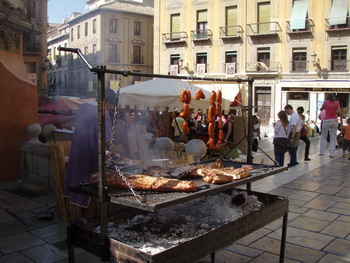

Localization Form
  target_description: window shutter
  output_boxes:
[258,2,270,34]
[197,10,208,22]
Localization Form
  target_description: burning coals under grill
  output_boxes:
[107,191,264,254]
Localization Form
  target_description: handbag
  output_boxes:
[174,118,188,143]
[273,123,289,154]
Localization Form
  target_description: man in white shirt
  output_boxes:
[284,104,301,167]
[171,112,186,142]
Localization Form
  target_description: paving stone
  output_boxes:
[22,243,67,263]
[268,227,334,250]
[0,221,27,238]
[321,220,350,238]
[268,187,298,197]
[263,218,283,231]
[319,178,344,186]
[283,181,324,192]
[30,223,68,244]
[327,206,350,216]
[318,253,350,263]
[0,208,16,224]
[315,185,344,195]
[14,211,36,219]
[209,249,252,263]
[288,190,320,202]
[288,215,331,232]
[0,232,45,254]
[288,205,310,214]
[304,197,336,210]
[340,181,350,188]
[337,215,350,223]
[288,198,308,207]
[0,252,34,263]
[337,187,350,197]
[323,238,350,257]
[252,251,301,263]
[226,243,263,258]
[317,194,349,203]
[236,228,272,246]
[303,209,339,222]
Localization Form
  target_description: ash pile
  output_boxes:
[108,191,264,254]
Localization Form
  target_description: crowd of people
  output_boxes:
[273,94,350,167]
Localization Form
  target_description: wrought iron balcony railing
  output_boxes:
[219,25,244,39]
[190,29,213,41]
[162,31,188,43]
[329,60,349,72]
[290,61,309,72]
[246,62,282,73]
[325,16,350,31]
[247,21,282,36]
[286,19,315,34]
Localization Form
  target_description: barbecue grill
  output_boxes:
[58,47,288,263]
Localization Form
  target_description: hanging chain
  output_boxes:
[106,85,144,205]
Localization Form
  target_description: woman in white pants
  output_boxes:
[319,94,341,158]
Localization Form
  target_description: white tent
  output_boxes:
[118,78,239,113]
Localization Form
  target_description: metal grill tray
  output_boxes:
[69,190,288,263]
[107,162,287,212]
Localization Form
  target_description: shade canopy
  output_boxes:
[118,78,239,113]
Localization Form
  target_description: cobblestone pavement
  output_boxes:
[0,136,349,263]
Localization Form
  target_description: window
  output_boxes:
[85,22,88,37]
[77,25,81,39]
[133,46,142,64]
[197,10,208,38]
[225,51,237,74]
[170,54,180,74]
[132,70,141,84]
[109,44,118,62]
[84,46,88,55]
[292,48,307,72]
[93,19,97,34]
[71,28,74,41]
[109,18,117,33]
[258,2,270,34]
[170,14,180,40]
[134,21,141,36]
[196,53,207,74]
[92,44,97,55]
[331,46,347,71]
[257,48,270,70]
[226,6,237,36]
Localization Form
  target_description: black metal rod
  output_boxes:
[97,66,108,242]
[247,80,254,164]
[279,211,288,263]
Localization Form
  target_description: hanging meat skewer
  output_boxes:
[207,91,216,150]
[215,90,223,150]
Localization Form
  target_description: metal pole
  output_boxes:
[97,66,108,248]
[279,211,288,263]
[247,79,254,164]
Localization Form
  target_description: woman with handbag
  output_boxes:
[273,110,290,166]
[297,107,311,161]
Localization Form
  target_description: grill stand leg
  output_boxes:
[211,252,215,263]
[279,211,288,263]
[67,227,75,263]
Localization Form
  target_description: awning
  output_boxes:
[328,0,348,25]
[38,113,75,128]
[290,0,308,30]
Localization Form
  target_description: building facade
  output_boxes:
[47,0,154,98]
[0,0,48,94]
[154,0,350,124]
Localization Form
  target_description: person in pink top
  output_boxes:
[319,94,341,158]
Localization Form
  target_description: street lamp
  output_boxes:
[178,58,193,74]
[310,51,321,68]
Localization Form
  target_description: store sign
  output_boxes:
[288,92,309,100]
[282,87,350,92]
[170,65,178,75]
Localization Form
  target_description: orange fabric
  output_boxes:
[344,125,350,140]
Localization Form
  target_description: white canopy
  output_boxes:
[118,78,240,113]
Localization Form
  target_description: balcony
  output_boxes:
[329,60,349,72]
[286,19,315,34]
[325,16,350,32]
[190,29,213,42]
[162,31,188,45]
[131,55,144,65]
[219,25,244,39]
[290,61,309,73]
[247,22,282,37]
[246,62,282,73]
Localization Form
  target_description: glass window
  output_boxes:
[93,19,97,34]
[84,46,88,55]
[170,54,180,74]
[257,47,270,69]
[331,46,347,71]
[71,28,74,41]
[225,51,237,73]
[109,18,117,33]
[196,53,207,73]
[109,44,118,62]
[77,25,80,39]
[197,10,208,38]
[292,48,307,72]
[132,70,141,84]
[85,22,88,37]
[133,46,142,64]
[134,21,141,36]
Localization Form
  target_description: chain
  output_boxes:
[106,86,144,205]
[113,165,144,204]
